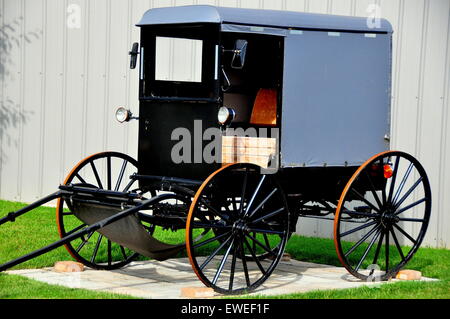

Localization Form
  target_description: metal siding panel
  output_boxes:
[0,0,4,198]
[106,0,131,153]
[414,0,449,247]
[84,0,108,157]
[126,0,150,159]
[0,0,23,201]
[20,0,44,201]
[281,31,391,167]
[218,0,238,8]
[40,0,65,196]
[391,0,425,155]
[308,0,328,14]
[62,0,87,178]
[330,0,353,15]
[439,2,450,248]
[284,0,308,12]
[262,0,283,10]
[239,0,260,9]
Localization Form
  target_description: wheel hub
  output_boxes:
[232,220,248,233]
[380,207,400,228]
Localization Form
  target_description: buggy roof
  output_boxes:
[137,5,392,33]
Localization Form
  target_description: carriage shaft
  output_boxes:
[0,193,173,272]
[0,191,69,226]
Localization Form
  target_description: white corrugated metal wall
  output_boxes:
[0,0,449,248]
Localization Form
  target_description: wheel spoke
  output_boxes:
[350,188,380,213]
[393,224,417,245]
[355,228,382,271]
[229,241,238,291]
[243,237,267,275]
[90,161,103,189]
[66,223,87,236]
[250,207,285,225]
[246,227,285,236]
[397,217,425,223]
[390,227,405,261]
[212,237,235,285]
[247,188,278,220]
[372,230,385,266]
[200,235,233,270]
[245,232,277,257]
[340,220,378,238]
[239,237,251,287]
[387,156,400,203]
[106,156,112,190]
[199,198,230,221]
[75,173,87,184]
[394,197,427,216]
[394,177,423,210]
[120,246,128,259]
[392,162,413,204]
[239,168,248,216]
[344,225,380,258]
[244,175,266,218]
[75,230,95,253]
[364,170,383,210]
[193,231,232,249]
[114,160,128,191]
[91,234,103,263]
[385,230,390,272]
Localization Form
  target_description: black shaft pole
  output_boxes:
[0,191,67,226]
[0,193,172,272]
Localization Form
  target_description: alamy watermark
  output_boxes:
[366,4,382,29]
[171,120,279,173]
[67,4,81,29]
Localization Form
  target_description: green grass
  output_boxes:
[1,199,449,299]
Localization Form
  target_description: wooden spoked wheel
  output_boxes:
[56,152,142,270]
[186,163,290,294]
[334,151,431,281]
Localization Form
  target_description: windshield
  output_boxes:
[140,25,219,100]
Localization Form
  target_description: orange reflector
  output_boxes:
[384,164,393,179]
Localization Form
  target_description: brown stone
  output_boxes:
[395,269,422,281]
[180,287,215,298]
[54,261,85,273]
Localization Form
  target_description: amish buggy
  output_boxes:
[0,6,431,295]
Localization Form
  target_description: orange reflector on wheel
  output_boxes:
[384,164,393,178]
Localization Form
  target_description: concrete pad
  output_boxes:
[6,258,436,299]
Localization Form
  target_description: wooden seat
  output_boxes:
[249,88,277,126]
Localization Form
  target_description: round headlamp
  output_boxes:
[218,107,236,126]
[115,107,132,123]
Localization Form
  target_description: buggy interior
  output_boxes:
[221,33,283,132]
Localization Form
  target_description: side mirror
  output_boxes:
[129,42,139,69]
[231,39,248,69]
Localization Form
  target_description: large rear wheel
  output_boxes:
[186,163,290,294]
[334,151,431,281]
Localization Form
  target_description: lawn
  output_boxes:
[0,199,449,299]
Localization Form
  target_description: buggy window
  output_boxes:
[140,25,219,100]
[155,37,203,83]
